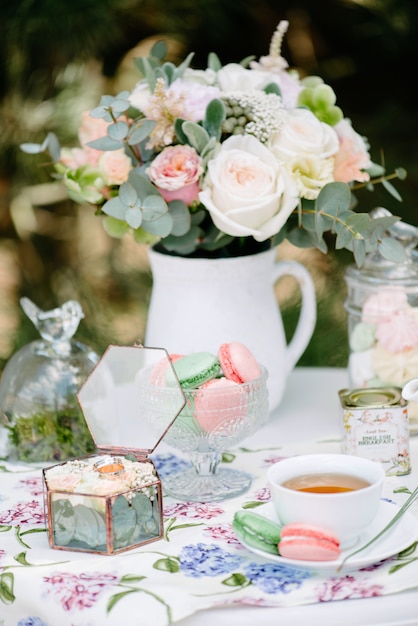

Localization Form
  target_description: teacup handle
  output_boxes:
[273,260,317,374]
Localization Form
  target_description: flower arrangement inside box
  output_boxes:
[42,345,186,555]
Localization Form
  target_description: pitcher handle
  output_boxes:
[273,260,317,374]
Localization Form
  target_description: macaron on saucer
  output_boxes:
[233,502,418,573]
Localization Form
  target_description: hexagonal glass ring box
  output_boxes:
[42,345,186,555]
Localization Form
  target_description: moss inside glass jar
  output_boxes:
[4,404,96,463]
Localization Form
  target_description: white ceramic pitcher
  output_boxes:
[145,246,316,411]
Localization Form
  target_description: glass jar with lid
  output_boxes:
[0,298,99,462]
[344,208,418,432]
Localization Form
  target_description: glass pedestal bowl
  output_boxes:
[137,366,269,502]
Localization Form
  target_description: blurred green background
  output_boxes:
[0,0,417,372]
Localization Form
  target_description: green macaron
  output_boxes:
[232,509,282,555]
[170,352,221,389]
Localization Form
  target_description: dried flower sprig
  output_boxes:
[338,486,418,571]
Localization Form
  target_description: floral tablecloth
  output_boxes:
[1,438,418,626]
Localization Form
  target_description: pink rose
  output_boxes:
[147,145,203,205]
[77,112,110,167]
[98,149,132,185]
[45,473,82,492]
[333,118,372,183]
[78,111,109,148]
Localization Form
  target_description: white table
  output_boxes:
[177,367,418,626]
[1,367,418,626]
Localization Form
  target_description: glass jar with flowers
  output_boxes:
[21,21,406,410]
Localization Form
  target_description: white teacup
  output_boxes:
[267,453,385,548]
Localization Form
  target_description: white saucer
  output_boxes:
[238,500,418,573]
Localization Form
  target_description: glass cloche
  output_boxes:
[0,298,100,463]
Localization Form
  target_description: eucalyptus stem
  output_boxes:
[338,486,418,572]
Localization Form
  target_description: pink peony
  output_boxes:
[333,118,372,183]
[147,144,203,204]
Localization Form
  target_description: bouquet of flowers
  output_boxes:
[22,21,406,265]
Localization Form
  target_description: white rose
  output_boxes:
[183,67,218,86]
[216,63,278,92]
[129,81,152,111]
[270,108,339,161]
[199,135,299,241]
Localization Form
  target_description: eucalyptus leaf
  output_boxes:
[46,132,61,162]
[367,162,385,177]
[112,496,136,547]
[87,136,123,151]
[353,238,367,267]
[125,206,143,229]
[335,225,355,249]
[382,179,403,202]
[111,96,131,115]
[346,212,370,235]
[131,492,153,522]
[90,104,110,119]
[20,142,45,155]
[73,504,106,548]
[108,121,129,141]
[168,200,192,236]
[316,182,351,216]
[378,236,407,262]
[161,225,202,254]
[51,499,76,546]
[142,194,168,218]
[128,169,159,198]
[142,211,173,237]
[119,182,139,207]
[102,196,130,220]
[395,167,407,180]
[128,119,156,145]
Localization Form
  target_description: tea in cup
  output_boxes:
[267,453,385,547]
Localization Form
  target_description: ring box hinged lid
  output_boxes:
[42,345,186,555]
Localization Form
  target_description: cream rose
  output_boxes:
[147,144,203,205]
[270,108,339,161]
[98,149,133,186]
[287,154,335,200]
[199,135,299,241]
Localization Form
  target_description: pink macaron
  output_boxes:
[278,523,341,561]
[150,353,184,386]
[218,342,262,383]
[193,377,245,432]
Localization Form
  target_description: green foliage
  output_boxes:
[298,77,343,126]
[5,406,96,463]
